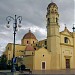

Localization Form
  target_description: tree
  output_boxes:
[1,54,7,64]
[0,54,7,70]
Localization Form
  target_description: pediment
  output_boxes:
[35,47,49,54]
[60,27,72,36]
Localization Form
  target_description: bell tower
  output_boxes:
[46,2,60,69]
[46,2,60,52]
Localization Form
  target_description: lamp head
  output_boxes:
[18,24,22,28]
[6,24,10,28]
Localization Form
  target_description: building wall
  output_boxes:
[15,44,26,57]
[4,43,26,61]
[72,32,75,68]
[60,30,74,69]
[4,29,75,70]
[25,51,35,56]
[60,31,73,45]
[33,47,51,70]
[32,39,47,51]
[38,39,47,47]
[23,56,33,70]
[21,39,38,45]
[4,43,13,60]
[60,45,73,69]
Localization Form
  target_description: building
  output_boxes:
[3,2,75,70]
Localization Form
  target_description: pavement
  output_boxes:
[0,69,75,75]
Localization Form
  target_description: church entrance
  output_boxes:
[66,59,70,69]
[41,62,46,70]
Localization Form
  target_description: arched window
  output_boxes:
[48,10,50,14]
[56,18,58,23]
[27,41,29,44]
[36,44,38,46]
[64,37,68,43]
[8,47,9,50]
[47,18,50,24]
[33,41,34,44]
[34,48,36,50]
[45,41,47,45]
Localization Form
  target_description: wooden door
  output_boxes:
[42,62,45,70]
[66,59,70,69]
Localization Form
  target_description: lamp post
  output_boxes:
[6,15,22,72]
[73,24,75,32]
[9,54,10,65]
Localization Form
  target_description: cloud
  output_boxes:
[16,24,47,44]
[0,0,74,56]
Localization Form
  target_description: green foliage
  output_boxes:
[0,54,7,64]
[8,60,12,65]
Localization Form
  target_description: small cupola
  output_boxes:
[24,44,35,56]
[25,44,34,51]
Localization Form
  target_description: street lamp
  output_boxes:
[6,15,22,72]
[72,24,75,32]
[9,54,10,65]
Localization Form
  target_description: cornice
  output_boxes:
[60,32,73,37]
[60,43,73,47]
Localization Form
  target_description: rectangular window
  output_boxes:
[8,47,9,50]
[27,41,29,44]
[33,41,34,44]
[64,37,68,43]
[45,41,47,45]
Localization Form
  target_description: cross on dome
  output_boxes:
[51,0,53,3]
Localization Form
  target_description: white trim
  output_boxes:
[41,61,46,70]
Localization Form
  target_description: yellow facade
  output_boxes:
[21,38,38,45]
[34,47,51,70]
[4,43,26,61]
[3,2,75,70]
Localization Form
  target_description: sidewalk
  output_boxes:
[0,70,31,75]
[32,69,75,74]
[0,70,29,75]
[0,69,75,75]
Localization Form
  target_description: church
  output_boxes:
[3,2,75,70]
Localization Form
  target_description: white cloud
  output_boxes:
[0,0,74,56]
[30,26,46,35]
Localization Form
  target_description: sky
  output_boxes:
[0,0,74,56]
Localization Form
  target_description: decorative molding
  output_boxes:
[60,43,73,47]
[41,61,46,70]
[60,33,73,37]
